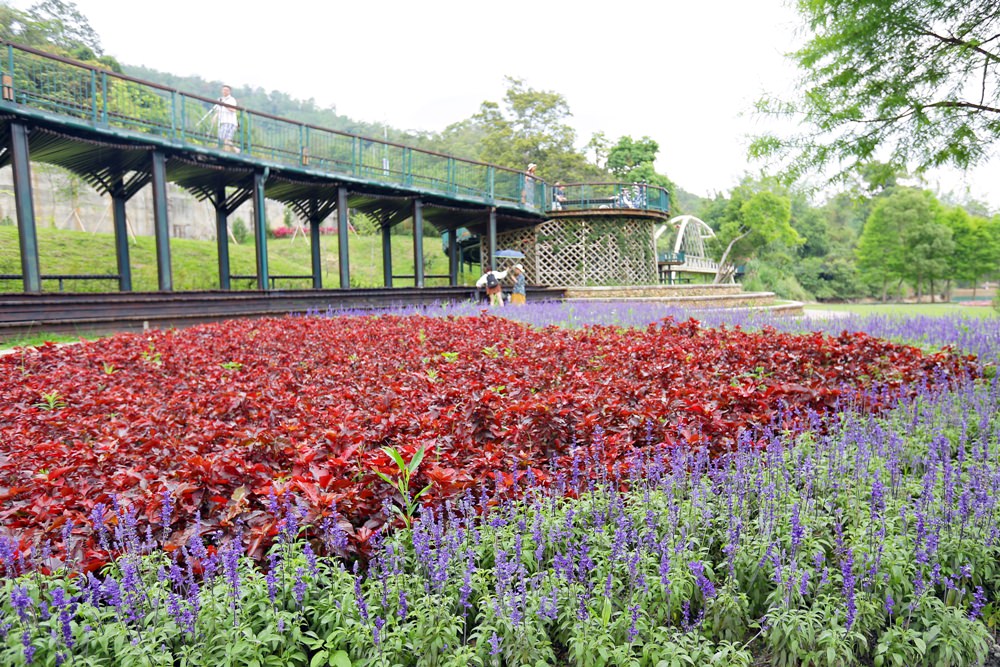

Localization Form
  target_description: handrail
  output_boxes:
[0,40,669,217]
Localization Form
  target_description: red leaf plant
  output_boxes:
[0,314,975,571]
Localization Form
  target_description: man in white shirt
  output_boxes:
[214,85,239,152]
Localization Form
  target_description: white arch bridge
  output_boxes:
[654,215,729,283]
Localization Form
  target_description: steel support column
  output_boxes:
[150,151,172,291]
[382,223,393,287]
[448,228,459,286]
[309,215,323,289]
[111,178,132,291]
[214,186,231,290]
[10,122,40,293]
[337,186,350,288]
[487,207,497,270]
[252,170,269,291]
[412,199,424,287]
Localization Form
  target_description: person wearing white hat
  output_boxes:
[510,264,526,305]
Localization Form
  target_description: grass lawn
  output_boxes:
[805,301,998,318]
[0,226,465,292]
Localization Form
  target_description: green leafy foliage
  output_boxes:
[751,0,1000,182]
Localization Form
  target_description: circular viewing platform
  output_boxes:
[542,182,671,220]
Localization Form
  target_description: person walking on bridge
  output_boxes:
[213,85,239,152]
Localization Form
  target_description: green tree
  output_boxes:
[462,76,602,182]
[751,0,1000,182]
[942,207,1000,297]
[24,0,102,57]
[901,209,953,301]
[713,190,799,284]
[607,136,659,176]
[856,188,948,300]
[604,135,676,204]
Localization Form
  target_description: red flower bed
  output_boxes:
[0,314,973,570]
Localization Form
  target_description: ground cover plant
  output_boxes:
[0,372,997,666]
[0,313,975,572]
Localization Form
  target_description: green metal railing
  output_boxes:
[0,42,668,216]
[548,183,670,213]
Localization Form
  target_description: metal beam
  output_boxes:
[111,178,132,291]
[487,207,497,271]
[337,186,350,288]
[150,150,172,291]
[448,228,459,286]
[215,185,231,290]
[309,213,323,289]
[253,169,269,291]
[9,122,40,293]
[382,222,393,287]
[412,199,424,287]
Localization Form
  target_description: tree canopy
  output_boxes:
[751,0,1000,182]
[710,187,799,284]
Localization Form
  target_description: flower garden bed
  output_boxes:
[0,314,974,571]
[0,307,996,666]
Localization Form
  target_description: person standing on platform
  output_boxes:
[522,163,537,205]
[213,85,239,152]
[476,267,509,307]
[510,264,526,305]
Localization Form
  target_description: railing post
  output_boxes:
[487,166,495,202]
[170,90,177,138]
[299,124,307,165]
[180,94,186,144]
[90,69,97,122]
[100,71,108,124]
[242,111,250,155]
[447,158,456,194]
[6,45,14,102]
[351,136,358,176]
[403,148,412,186]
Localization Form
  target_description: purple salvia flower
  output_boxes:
[969,586,986,619]
[353,562,368,622]
[293,567,307,605]
[842,548,856,630]
[160,489,173,537]
[303,541,318,577]
[21,630,34,664]
[398,589,408,620]
[90,503,109,552]
[266,553,279,605]
[627,604,640,643]
[689,560,716,600]
[10,585,32,622]
[789,503,804,555]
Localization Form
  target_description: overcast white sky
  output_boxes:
[22,0,1000,210]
